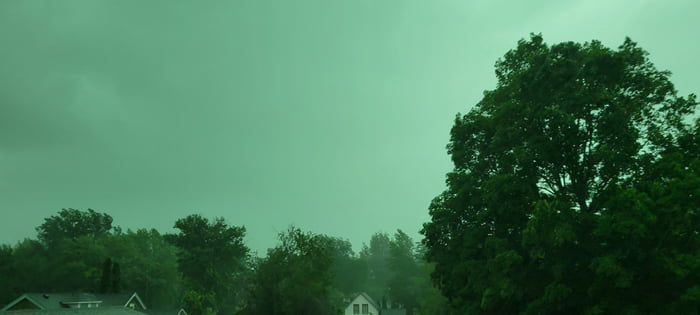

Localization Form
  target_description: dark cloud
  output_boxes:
[1,0,698,252]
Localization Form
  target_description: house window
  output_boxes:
[362,304,369,314]
[353,304,359,314]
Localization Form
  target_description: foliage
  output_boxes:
[327,236,368,296]
[359,232,392,305]
[1,209,449,314]
[99,258,113,294]
[387,230,419,313]
[36,208,113,248]
[183,289,217,315]
[413,261,452,315]
[0,244,18,304]
[243,227,337,315]
[0,210,183,310]
[166,215,249,314]
[422,34,698,314]
[98,258,122,294]
[50,235,107,291]
[105,229,183,308]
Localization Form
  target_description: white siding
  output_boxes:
[344,294,379,315]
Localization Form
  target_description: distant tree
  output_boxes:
[325,236,368,297]
[359,232,392,302]
[104,229,183,308]
[244,227,337,315]
[182,290,216,315]
[165,215,249,314]
[413,261,452,315]
[10,239,49,292]
[4,213,183,307]
[47,235,107,292]
[0,245,17,305]
[36,208,113,248]
[422,34,698,314]
[111,261,121,293]
[99,258,113,294]
[388,230,420,315]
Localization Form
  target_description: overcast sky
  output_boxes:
[1,0,698,254]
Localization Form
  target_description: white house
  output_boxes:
[344,292,380,315]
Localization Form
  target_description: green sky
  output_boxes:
[1,0,698,254]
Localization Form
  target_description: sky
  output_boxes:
[1,0,698,254]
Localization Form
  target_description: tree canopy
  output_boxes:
[36,208,113,247]
[422,34,698,314]
[3,209,449,314]
[244,227,337,315]
[165,215,249,314]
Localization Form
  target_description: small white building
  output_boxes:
[344,292,380,315]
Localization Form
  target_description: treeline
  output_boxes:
[0,209,450,315]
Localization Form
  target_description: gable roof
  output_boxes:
[1,293,146,312]
[1,307,146,314]
[94,293,146,310]
[2,294,71,311]
[142,308,188,315]
[347,292,380,311]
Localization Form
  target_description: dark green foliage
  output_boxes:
[0,245,17,305]
[105,228,183,308]
[99,258,113,293]
[0,210,184,310]
[36,208,113,248]
[6,239,49,293]
[166,215,249,314]
[50,236,107,291]
[3,209,450,314]
[360,232,392,302]
[243,227,337,315]
[388,230,419,314]
[320,235,368,296]
[183,290,217,315]
[97,258,121,293]
[357,231,452,315]
[422,34,698,314]
[413,260,452,315]
[111,262,121,293]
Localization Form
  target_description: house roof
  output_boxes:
[94,293,146,309]
[142,308,187,315]
[348,292,381,311]
[1,307,146,314]
[1,293,146,312]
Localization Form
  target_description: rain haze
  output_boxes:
[1,0,699,254]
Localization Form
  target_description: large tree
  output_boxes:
[165,215,248,315]
[359,232,392,305]
[0,245,18,304]
[422,34,698,314]
[244,227,340,315]
[103,229,183,308]
[386,230,419,313]
[36,208,113,248]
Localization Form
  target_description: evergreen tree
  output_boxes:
[99,258,112,294]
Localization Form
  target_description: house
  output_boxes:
[0,308,144,315]
[143,309,188,315]
[344,292,380,315]
[1,292,147,312]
